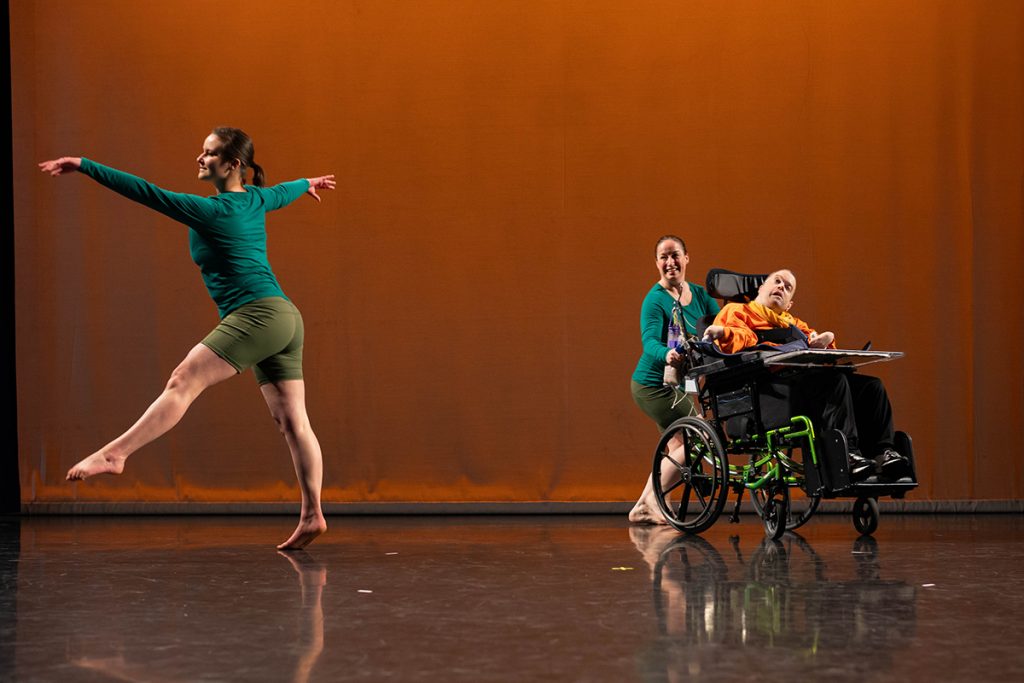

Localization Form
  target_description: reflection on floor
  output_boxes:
[1,514,1023,681]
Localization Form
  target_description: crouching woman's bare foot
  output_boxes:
[66,451,126,481]
[278,513,328,550]
[628,497,670,525]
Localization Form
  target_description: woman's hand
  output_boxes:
[665,348,682,365]
[38,157,82,176]
[808,331,834,348]
[305,174,336,202]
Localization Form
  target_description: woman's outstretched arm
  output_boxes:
[260,174,336,211]
[39,156,219,227]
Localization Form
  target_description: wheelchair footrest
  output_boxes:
[836,477,919,496]
[817,429,852,492]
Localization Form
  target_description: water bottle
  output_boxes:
[663,323,682,387]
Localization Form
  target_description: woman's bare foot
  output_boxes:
[66,452,126,480]
[278,515,328,550]
[628,498,670,525]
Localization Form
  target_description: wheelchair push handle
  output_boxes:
[663,335,704,388]
[662,343,684,387]
[662,323,688,387]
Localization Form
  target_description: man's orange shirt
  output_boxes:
[712,302,837,354]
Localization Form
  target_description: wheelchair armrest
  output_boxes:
[681,338,765,380]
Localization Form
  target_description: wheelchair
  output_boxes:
[651,269,918,538]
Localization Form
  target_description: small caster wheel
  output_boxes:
[852,496,879,535]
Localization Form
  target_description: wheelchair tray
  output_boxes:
[686,349,903,381]
[762,349,903,368]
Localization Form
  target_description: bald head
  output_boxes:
[754,269,797,314]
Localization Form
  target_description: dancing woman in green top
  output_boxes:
[39,127,336,549]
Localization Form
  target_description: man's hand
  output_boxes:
[38,157,82,176]
[808,331,834,348]
[703,325,725,341]
[305,174,336,202]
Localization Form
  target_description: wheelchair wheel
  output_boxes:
[748,452,819,532]
[652,417,729,534]
[760,478,789,540]
[852,497,879,535]
[785,492,820,531]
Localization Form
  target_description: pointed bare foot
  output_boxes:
[628,499,670,525]
[277,515,328,550]
[66,452,125,481]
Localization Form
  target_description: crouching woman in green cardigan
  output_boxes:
[628,235,719,524]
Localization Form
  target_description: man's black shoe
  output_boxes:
[878,449,908,474]
[848,452,875,478]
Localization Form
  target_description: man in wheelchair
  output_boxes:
[702,269,909,480]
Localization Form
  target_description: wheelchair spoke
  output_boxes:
[661,478,686,496]
[663,453,685,473]
[690,478,709,507]
[679,482,693,513]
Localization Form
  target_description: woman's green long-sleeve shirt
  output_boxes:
[79,158,309,318]
[631,283,720,386]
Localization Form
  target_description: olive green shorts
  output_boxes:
[630,380,697,432]
[202,297,304,385]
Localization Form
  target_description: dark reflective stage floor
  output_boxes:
[2,514,1023,682]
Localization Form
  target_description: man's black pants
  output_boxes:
[758,371,895,457]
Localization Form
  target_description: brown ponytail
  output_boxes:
[249,161,265,187]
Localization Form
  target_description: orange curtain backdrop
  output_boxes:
[12,0,1023,505]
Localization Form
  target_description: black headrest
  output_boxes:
[705,268,767,303]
